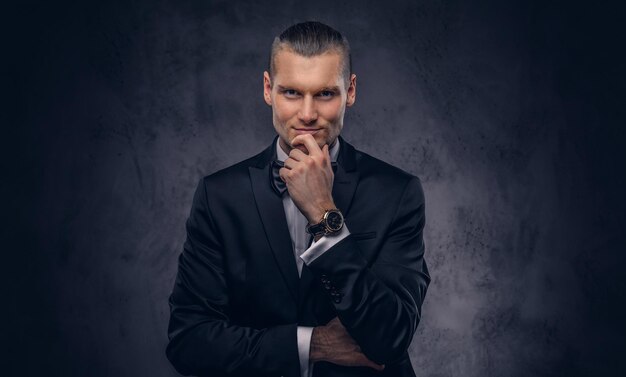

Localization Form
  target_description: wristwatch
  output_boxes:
[306,208,344,237]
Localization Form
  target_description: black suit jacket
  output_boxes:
[166,136,430,377]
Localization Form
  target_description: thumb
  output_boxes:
[361,356,385,371]
[368,361,385,372]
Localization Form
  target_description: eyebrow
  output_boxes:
[277,85,341,92]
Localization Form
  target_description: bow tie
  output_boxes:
[270,160,338,197]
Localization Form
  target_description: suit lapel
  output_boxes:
[249,137,300,303]
[331,136,360,216]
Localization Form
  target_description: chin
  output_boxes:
[293,144,308,153]
[286,132,327,151]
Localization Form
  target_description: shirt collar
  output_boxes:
[276,137,341,163]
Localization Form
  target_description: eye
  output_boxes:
[282,89,300,98]
[318,90,335,98]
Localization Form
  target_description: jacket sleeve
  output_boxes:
[303,176,430,365]
[166,178,300,376]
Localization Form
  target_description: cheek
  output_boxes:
[318,100,344,121]
[273,98,298,122]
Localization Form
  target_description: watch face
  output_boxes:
[326,210,344,232]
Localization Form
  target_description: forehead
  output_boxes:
[272,49,344,89]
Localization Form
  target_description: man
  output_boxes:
[166,21,430,377]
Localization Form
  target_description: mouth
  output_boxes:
[293,128,322,135]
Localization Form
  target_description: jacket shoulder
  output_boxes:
[354,147,422,187]
[196,146,269,194]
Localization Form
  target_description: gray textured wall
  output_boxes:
[6,0,625,376]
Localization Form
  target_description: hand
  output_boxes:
[279,134,336,223]
[310,317,385,371]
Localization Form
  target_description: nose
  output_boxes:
[298,95,317,124]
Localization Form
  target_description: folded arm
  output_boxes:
[301,176,430,365]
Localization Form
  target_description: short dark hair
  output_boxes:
[268,21,352,87]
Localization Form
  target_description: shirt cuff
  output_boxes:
[297,326,314,377]
[300,224,350,265]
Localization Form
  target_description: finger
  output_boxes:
[322,144,331,167]
[287,147,308,162]
[283,157,297,170]
[291,134,322,156]
[279,167,289,182]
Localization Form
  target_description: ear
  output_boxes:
[263,71,272,106]
[346,73,357,107]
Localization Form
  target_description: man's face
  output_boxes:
[263,49,356,154]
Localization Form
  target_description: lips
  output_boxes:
[294,128,322,135]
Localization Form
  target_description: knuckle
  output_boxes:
[313,157,325,167]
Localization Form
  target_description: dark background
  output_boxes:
[4,0,626,376]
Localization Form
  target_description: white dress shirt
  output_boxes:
[275,138,350,377]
